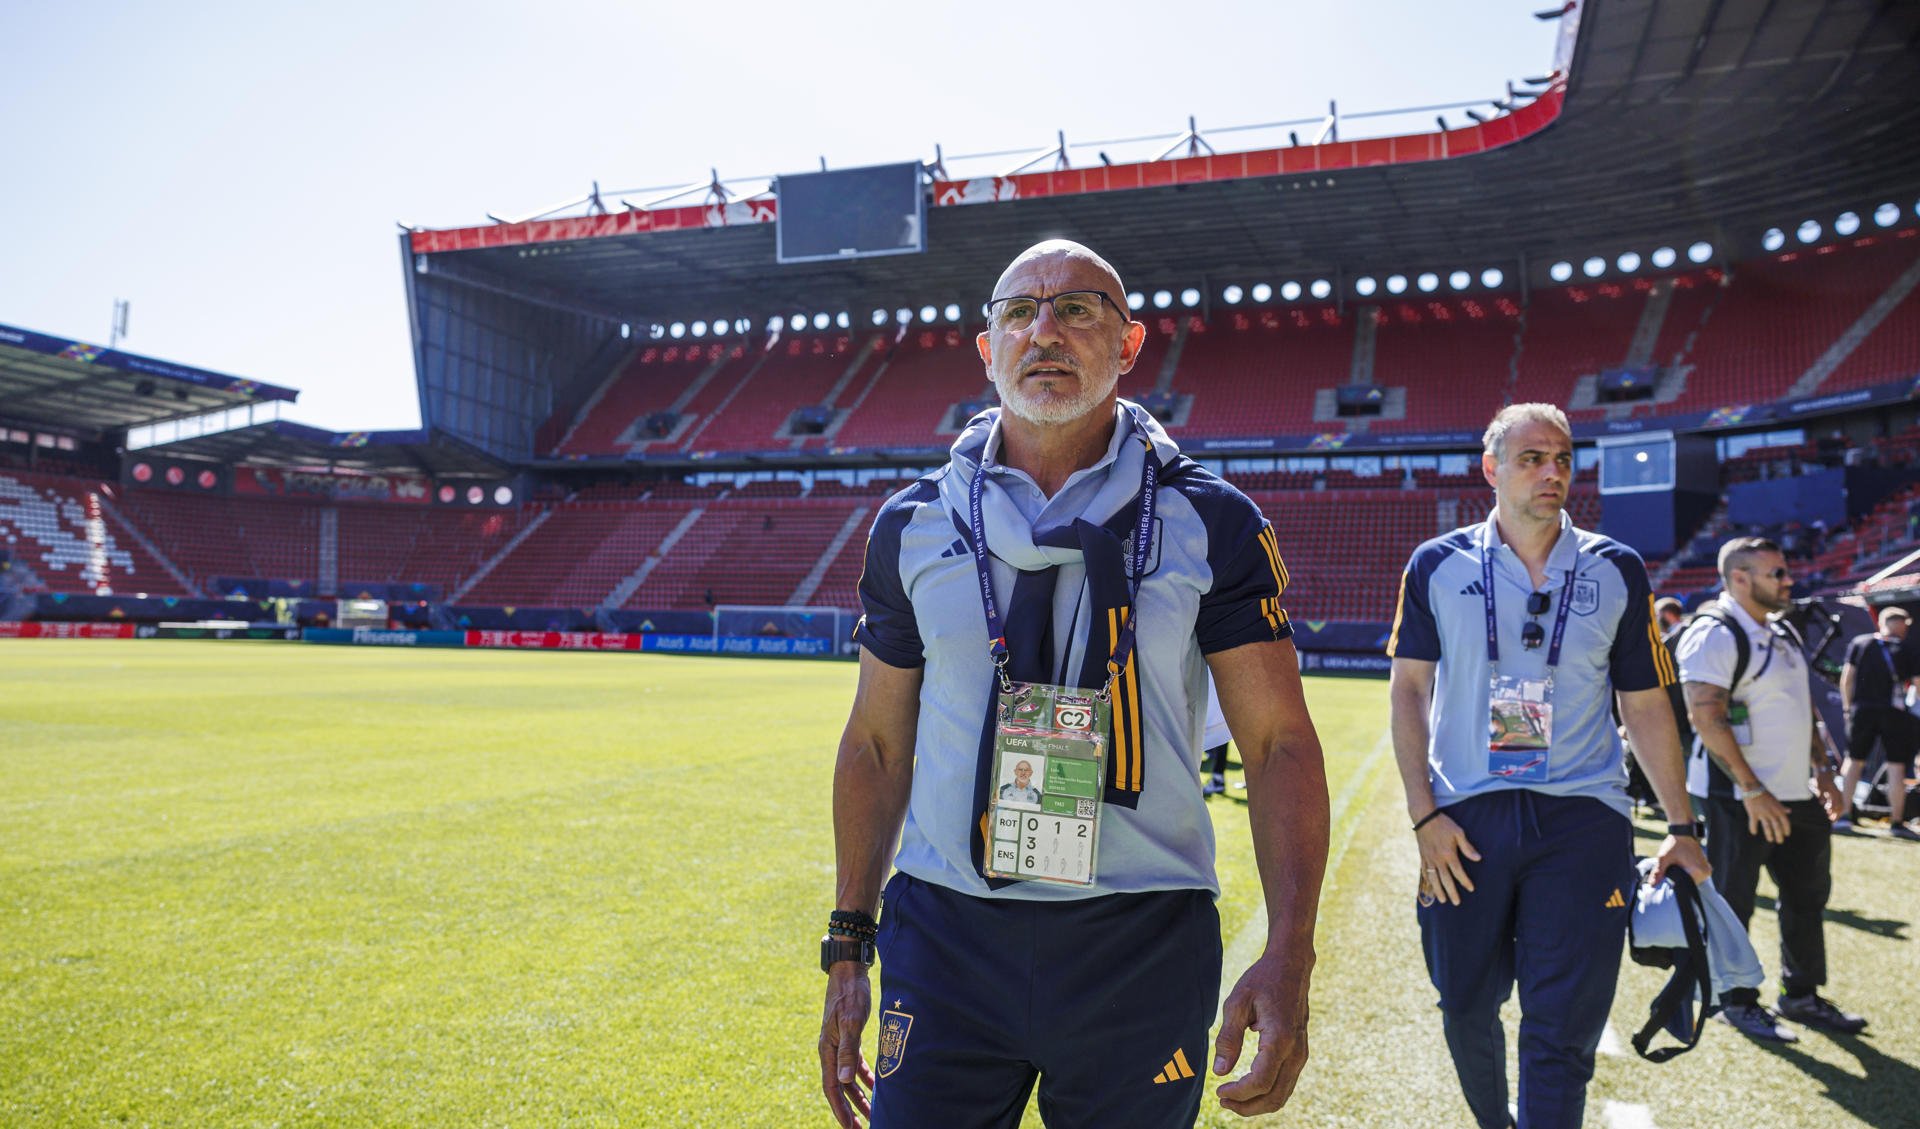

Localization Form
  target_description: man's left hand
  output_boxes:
[1651,833,1711,886]
[1212,949,1312,1117]
[1815,773,1846,820]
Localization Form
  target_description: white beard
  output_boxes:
[994,368,1119,425]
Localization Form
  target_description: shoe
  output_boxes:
[1202,777,1226,797]
[1718,1002,1798,1042]
[1891,824,1920,841]
[1831,816,1854,832]
[1777,993,1868,1034]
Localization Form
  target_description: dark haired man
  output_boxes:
[1678,537,1866,1040]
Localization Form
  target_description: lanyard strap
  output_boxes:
[1481,547,1576,669]
[968,419,1157,697]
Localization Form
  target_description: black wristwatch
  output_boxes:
[1666,822,1703,839]
[820,936,875,973]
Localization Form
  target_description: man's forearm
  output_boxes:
[1389,679,1437,820]
[831,737,914,916]
[1618,690,1694,821]
[1244,734,1329,958]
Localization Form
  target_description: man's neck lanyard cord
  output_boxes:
[1481,543,1575,672]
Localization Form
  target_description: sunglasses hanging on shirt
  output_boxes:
[1522,590,1553,650]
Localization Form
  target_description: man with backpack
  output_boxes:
[1676,537,1867,1042]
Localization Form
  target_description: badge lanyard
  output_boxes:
[1481,548,1575,675]
[967,416,1156,700]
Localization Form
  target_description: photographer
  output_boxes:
[1676,537,1867,1041]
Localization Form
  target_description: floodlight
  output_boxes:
[1416,273,1438,292]
[1481,268,1504,288]
[1253,283,1275,302]
[944,304,961,322]
[1310,279,1332,299]
[1386,274,1408,295]
[1550,261,1573,282]
[815,313,832,330]
[1448,270,1470,290]
[1762,228,1785,252]
[1582,256,1605,278]
[1355,277,1377,297]
[1875,203,1899,227]
[691,321,707,338]
[1796,220,1820,244]
[1650,247,1676,269]
[1180,288,1201,308]
[1223,285,1244,304]
[1278,281,1300,301]
[1152,290,1172,309]
[872,309,888,326]
[1687,241,1713,263]
[1127,291,1145,310]
[711,319,727,337]
[919,306,937,323]
[1835,211,1860,237]
[1616,252,1640,273]
[620,323,631,339]
[669,323,686,339]
[790,314,807,331]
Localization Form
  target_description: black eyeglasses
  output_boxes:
[1522,590,1552,649]
[1750,566,1791,581]
[986,291,1127,332]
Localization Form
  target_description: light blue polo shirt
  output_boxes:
[1386,510,1674,816]
[854,402,1290,900]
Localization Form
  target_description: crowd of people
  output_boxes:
[814,240,1910,1129]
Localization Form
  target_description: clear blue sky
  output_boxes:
[0,1,1560,432]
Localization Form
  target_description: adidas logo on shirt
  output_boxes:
[1459,580,1487,596]
[938,538,968,559]
[1153,1047,1197,1084]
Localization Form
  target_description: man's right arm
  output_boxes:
[1390,657,1480,904]
[1683,680,1789,843]
[820,651,922,1128]
[1838,661,1856,717]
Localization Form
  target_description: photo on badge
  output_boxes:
[997,755,1046,809]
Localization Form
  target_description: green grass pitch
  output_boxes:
[3,640,1915,1127]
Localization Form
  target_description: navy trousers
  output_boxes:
[1417,790,1635,1129]
[869,872,1222,1129]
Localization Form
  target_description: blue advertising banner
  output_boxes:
[303,627,467,648]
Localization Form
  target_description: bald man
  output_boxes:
[818,241,1328,1128]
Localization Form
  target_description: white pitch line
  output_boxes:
[1218,727,1394,1016]
[1602,1100,1660,1129]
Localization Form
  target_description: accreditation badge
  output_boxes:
[984,680,1107,887]
[1487,672,1553,782]
[1727,701,1753,747]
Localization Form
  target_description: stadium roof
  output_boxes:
[402,0,1920,324]
[133,421,510,478]
[0,321,298,437]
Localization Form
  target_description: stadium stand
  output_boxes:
[115,490,320,590]
[622,500,863,610]
[830,328,990,450]
[0,472,184,596]
[1369,296,1525,433]
[1173,309,1351,437]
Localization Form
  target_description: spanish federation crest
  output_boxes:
[1568,577,1600,616]
[876,1006,914,1078]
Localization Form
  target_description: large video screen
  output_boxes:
[775,162,926,264]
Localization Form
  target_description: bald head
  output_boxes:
[991,240,1127,305]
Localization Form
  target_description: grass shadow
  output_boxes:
[1754,1030,1920,1126]
[1752,894,1909,940]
